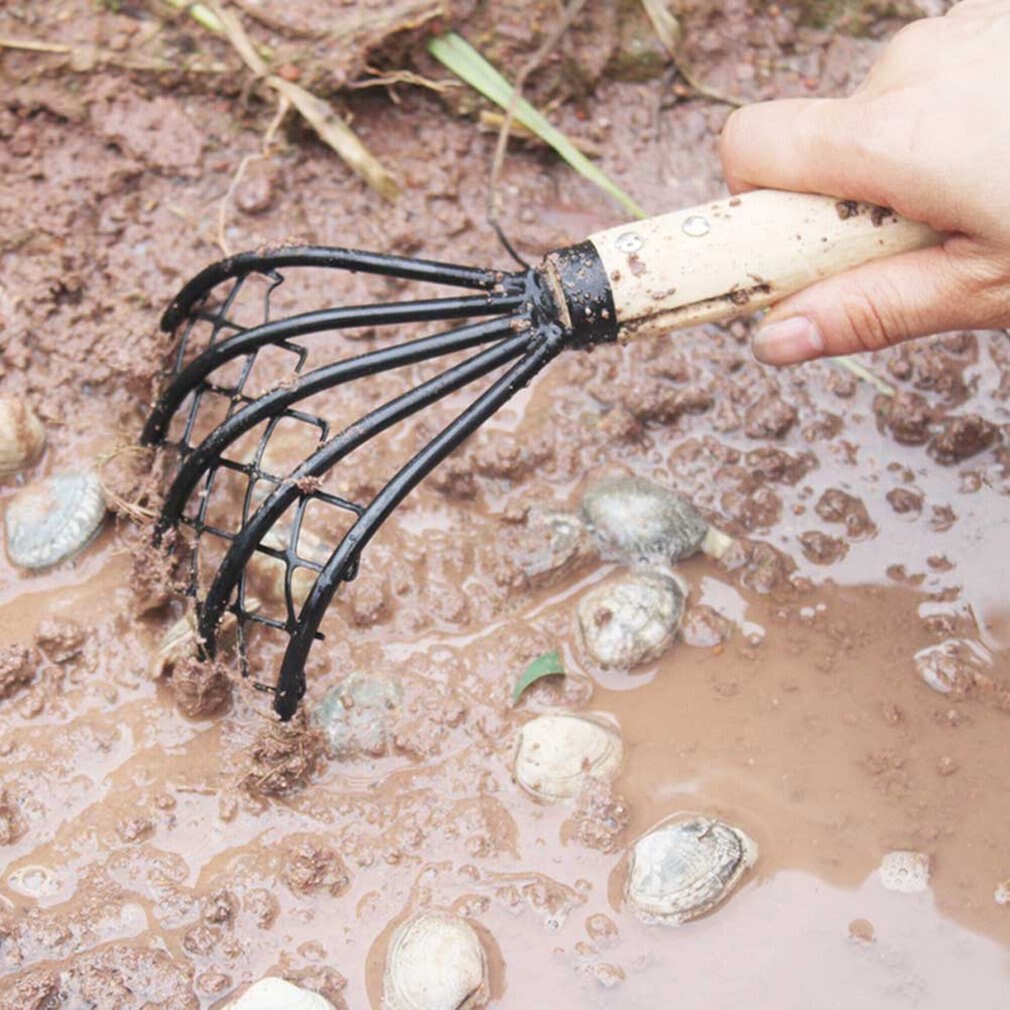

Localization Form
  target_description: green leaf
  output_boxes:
[512,649,566,705]
[427,32,647,220]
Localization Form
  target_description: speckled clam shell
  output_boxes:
[4,471,106,570]
[382,910,488,1010]
[224,977,336,1010]
[576,569,685,669]
[0,396,45,477]
[581,476,709,563]
[625,816,758,925]
[514,712,623,801]
[314,672,404,759]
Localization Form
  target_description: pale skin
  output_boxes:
[719,0,1010,365]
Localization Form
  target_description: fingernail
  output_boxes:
[752,316,823,364]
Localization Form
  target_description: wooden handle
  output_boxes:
[586,189,942,341]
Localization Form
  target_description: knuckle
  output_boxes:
[839,283,909,352]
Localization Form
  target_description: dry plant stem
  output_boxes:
[636,0,743,107]
[0,36,71,54]
[487,0,590,238]
[200,1,398,200]
[216,95,291,256]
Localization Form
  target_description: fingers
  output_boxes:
[719,97,898,209]
[750,240,1004,365]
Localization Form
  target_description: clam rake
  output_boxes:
[143,189,939,720]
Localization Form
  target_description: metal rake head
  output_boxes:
[142,243,602,720]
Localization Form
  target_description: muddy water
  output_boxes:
[3,0,1010,1008]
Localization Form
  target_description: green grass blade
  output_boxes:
[428,31,646,220]
[512,649,566,705]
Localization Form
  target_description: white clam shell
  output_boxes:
[577,569,685,669]
[0,397,45,477]
[878,850,930,893]
[625,816,758,925]
[581,476,710,563]
[513,713,623,801]
[382,910,488,1010]
[224,977,336,1010]
[4,471,106,570]
[251,523,329,609]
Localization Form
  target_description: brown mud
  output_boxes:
[2,1,1010,1008]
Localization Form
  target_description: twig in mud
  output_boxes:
[486,0,591,261]
[637,0,745,108]
[347,67,459,104]
[0,36,71,54]
[216,95,291,256]
[185,1,398,201]
[831,355,895,397]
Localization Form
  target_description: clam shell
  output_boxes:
[314,672,403,759]
[625,816,757,925]
[4,471,106,570]
[576,569,685,669]
[513,712,623,801]
[382,910,488,1010]
[224,977,336,1010]
[878,850,930,893]
[0,397,45,477]
[251,524,329,609]
[581,477,709,563]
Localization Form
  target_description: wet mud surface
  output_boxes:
[2,1,1010,1008]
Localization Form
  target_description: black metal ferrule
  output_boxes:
[548,240,619,349]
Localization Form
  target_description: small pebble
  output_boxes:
[878,850,930,893]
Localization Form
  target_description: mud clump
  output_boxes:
[241,714,325,798]
[0,788,26,845]
[566,778,631,853]
[279,835,351,897]
[33,617,86,663]
[0,644,38,700]
[744,394,797,440]
[169,656,233,719]
[876,391,934,445]
[928,414,999,464]
[799,530,849,566]
[815,488,877,540]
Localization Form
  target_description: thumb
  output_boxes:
[751,239,993,365]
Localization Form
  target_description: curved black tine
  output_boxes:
[162,246,509,332]
[272,323,571,718]
[198,329,537,647]
[155,315,524,538]
[143,289,528,446]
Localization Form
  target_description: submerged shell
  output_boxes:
[0,397,46,477]
[382,910,488,1010]
[4,471,106,570]
[251,524,330,609]
[314,672,404,759]
[514,713,623,801]
[581,476,711,563]
[225,977,336,1010]
[625,816,758,925]
[577,569,685,668]
[878,850,930,893]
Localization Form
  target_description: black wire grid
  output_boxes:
[143,246,566,720]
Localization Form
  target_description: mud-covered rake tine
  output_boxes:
[153,314,521,539]
[197,328,539,662]
[271,324,569,718]
[161,245,506,332]
[143,290,525,445]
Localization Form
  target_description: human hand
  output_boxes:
[718,0,1010,365]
